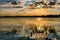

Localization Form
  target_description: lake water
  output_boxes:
[0,18,60,40]
[0,18,60,31]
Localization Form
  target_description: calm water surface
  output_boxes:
[0,18,60,31]
[0,18,60,40]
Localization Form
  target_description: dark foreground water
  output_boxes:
[0,18,60,40]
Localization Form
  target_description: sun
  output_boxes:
[37,18,41,21]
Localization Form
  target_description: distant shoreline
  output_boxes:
[0,15,60,18]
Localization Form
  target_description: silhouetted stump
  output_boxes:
[45,37,52,40]
[49,29,56,33]
[11,29,17,34]
[37,30,44,33]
